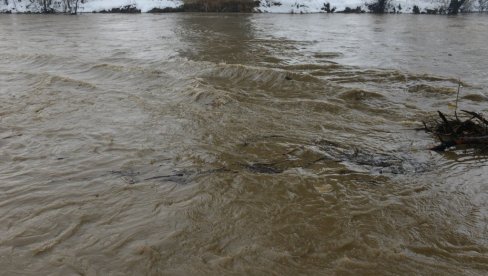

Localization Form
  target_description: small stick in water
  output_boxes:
[454,79,462,120]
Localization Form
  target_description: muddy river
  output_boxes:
[0,13,487,275]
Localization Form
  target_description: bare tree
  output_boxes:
[460,0,477,11]
[479,0,488,11]
[64,0,80,14]
[40,0,53,13]
[38,0,79,14]
[448,0,470,14]
[367,0,391,13]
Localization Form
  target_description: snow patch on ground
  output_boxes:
[0,0,182,13]
[257,0,364,13]
[1,0,42,13]
[81,0,183,12]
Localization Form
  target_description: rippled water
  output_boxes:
[1,13,488,275]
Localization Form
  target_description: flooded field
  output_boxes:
[0,13,487,275]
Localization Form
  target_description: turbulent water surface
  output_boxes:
[1,13,488,275]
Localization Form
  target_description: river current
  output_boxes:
[0,13,487,275]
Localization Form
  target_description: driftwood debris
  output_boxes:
[423,110,488,151]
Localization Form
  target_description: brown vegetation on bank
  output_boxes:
[96,0,259,13]
[180,0,259,12]
[98,0,259,13]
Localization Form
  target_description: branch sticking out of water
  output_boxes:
[424,110,488,152]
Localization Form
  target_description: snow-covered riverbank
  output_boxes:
[0,0,486,14]
[258,0,485,13]
[0,0,182,13]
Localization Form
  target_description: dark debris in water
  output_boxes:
[314,139,428,175]
[111,169,189,185]
[244,163,284,174]
[423,110,488,152]
[111,167,237,185]
[144,173,185,181]
[239,134,287,148]
[1,133,23,140]
[111,170,141,184]
[342,151,424,175]
[238,137,428,176]
[111,136,427,184]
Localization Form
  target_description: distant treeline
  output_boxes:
[2,0,259,13]
[323,0,488,14]
[361,0,488,14]
[2,0,488,14]
[2,0,81,14]
[179,0,260,12]
[100,0,260,13]
[96,0,259,13]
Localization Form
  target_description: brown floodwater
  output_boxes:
[0,13,487,275]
